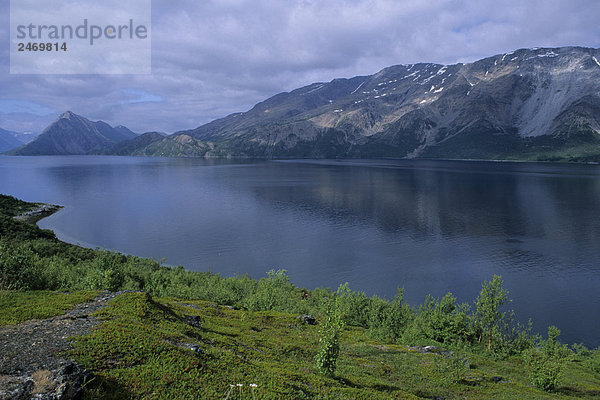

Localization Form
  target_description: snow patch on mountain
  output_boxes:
[351,81,366,94]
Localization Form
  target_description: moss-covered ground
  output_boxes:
[0,290,98,326]
[62,292,598,399]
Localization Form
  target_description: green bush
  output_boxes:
[523,326,569,392]
[243,269,297,312]
[489,313,536,358]
[403,293,475,346]
[315,286,346,376]
[0,194,32,217]
[476,275,509,352]
[588,349,600,376]
[335,282,370,328]
[367,289,413,343]
[81,251,127,291]
[0,240,45,290]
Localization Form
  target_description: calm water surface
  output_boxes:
[1,156,599,347]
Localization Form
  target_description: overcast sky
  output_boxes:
[1,0,599,134]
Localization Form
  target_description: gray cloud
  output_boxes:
[1,0,599,134]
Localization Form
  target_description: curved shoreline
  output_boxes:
[14,203,63,225]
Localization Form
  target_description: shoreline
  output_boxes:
[3,153,600,166]
[14,203,63,225]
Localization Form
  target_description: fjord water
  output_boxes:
[1,156,599,347]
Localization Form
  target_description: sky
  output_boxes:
[1,0,599,134]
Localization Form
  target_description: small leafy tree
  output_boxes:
[588,348,600,376]
[243,269,296,311]
[368,288,413,343]
[491,313,536,357]
[0,240,44,290]
[335,282,370,327]
[316,286,346,376]
[476,275,508,352]
[524,326,569,391]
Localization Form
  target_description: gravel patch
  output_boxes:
[0,291,132,400]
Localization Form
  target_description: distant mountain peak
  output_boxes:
[60,110,77,119]
[0,127,24,153]
[9,112,136,155]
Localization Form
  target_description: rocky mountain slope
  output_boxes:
[8,47,600,161]
[8,112,137,155]
[133,46,600,161]
[0,128,23,153]
[3,129,38,145]
[91,131,166,156]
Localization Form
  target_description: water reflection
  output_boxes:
[257,160,600,247]
[1,156,599,347]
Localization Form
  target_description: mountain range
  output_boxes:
[0,128,23,153]
[8,46,600,161]
[0,128,38,153]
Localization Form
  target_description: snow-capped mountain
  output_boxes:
[149,46,597,161]
[12,47,600,161]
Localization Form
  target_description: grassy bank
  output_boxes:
[1,194,599,398]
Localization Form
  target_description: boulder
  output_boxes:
[297,314,316,325]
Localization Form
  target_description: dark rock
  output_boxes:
[6,379,34,400]
[408,345,452,356]
[179,343,202,354]
[54,362,92,400]
[185,315,202,330]
[410,345,439,353]
[491,376,503,383]
[297,314,316,325]
[0,363,91,400]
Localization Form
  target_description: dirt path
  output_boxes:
[0,291,126,400]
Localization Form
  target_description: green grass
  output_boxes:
[419,128,600,163]
[2,194,600,398]
[0,290,99,326]
[66,292,599,400]
[516,143,600,163]
[70,292,422,399]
